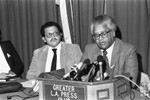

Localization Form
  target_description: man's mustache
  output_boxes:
[50,38,57,42]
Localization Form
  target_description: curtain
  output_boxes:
[68,0,105,50]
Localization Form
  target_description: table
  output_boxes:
[0,91,38,100]
[0,89,148,100]
[0,78,149,100]
[0,79,38,100]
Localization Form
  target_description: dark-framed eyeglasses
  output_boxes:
[45,32,60,38]
[92,30,112,40]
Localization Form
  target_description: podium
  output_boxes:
[38,78,130,100]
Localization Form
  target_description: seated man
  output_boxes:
[0,40,24,77]
[80,15,138,85]
[26,21,82,80]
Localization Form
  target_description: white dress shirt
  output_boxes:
[101,42,115,66]
[45,42,61,72]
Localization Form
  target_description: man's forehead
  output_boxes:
[44,26,59,32]
[93,24,108,33]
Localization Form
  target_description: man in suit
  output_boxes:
[0,40,24,77]
[26,21,82,80]
[80,15,138,84]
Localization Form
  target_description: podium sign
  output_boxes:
[38,78,130,100]
[42,82,85,100]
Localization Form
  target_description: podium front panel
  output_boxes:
[87,82,114,100]
[38,78,130,100]
[39,79,89,100]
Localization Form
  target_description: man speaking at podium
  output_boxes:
[26,21,82,80]
[80,15,138,87]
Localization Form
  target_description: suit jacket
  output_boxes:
[0,40,24,77]
[80,38,138,83]
[26,42,82,80]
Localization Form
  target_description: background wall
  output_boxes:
[0,0,149,78]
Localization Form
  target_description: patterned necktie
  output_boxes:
[103,50,114,79]
[103,50,109,68]
[51,49,57,71]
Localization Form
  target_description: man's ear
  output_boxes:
[60,33,64,41]
[112,31,116,37]
[42,37,46,42]
[60,33,63,37]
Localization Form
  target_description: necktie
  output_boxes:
[103,50,109,68]
[51,49,57,71]
[103,50,113,79]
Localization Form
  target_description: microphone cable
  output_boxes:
[114,74,150,99]
[114,75,135,100]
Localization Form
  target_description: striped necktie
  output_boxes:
[103,50,109,68]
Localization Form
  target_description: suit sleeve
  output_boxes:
[80,44,91,62]
[124,46,138,85]
[26,50,39,79]
[73,44,83,64]
[64,44,83,73]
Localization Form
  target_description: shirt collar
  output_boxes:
[106,41,115,53]
[101,41,115,54]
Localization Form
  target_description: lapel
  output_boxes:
[60,42,67,70]
[110,39,120,67]
[38,45,49,72]
[105,39,121,78]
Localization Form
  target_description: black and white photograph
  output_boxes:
[0,0,150,100]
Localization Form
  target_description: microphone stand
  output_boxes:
[82,64,95,82]
[99,62,103,81]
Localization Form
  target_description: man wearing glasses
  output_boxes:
[26,21,82,80]
[80,15,138,86]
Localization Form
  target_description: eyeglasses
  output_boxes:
[92,30,112,40]
[45,32,60,38]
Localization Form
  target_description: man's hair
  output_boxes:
[90,15,117,35]
[40,21,63,37]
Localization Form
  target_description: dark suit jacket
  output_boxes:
[26,42,82,80]
[80,38,138,83]
[0,40,24,77]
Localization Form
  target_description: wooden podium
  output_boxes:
[38,78,130,100]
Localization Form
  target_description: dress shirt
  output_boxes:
[45,42,61,72]
[101,42,115,66]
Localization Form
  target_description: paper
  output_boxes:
[0,72,15,77]
[21,79,36,88]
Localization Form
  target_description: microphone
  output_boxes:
[82,57,103,82]
[82,63,96,82]
[94,55,104,81]
[73,59,90,81]
[62,64,79,80]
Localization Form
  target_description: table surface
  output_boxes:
[0,78,149,100]
[0,91,38,100]
[0,89,149,100]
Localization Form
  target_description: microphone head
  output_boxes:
[73,59,90,81]
[97,55,104,62]
[83,59,90,65]
[80,59,90,70]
